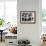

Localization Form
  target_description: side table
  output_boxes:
[0,30,3,42]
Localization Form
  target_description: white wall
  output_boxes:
[17,0,42,46]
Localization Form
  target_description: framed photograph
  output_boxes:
[20,11,36,24]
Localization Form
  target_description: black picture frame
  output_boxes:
[20,11,36,24]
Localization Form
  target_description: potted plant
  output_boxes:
[0,18,5,27]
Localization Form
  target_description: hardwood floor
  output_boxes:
[0,41,5,46]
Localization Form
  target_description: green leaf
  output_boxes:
[0,18,5,27]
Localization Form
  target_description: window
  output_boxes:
[5,1,17,25]
[0,1,4,18]
[0,0,17,26]
[42,0,46,33]
[42,0,46,21]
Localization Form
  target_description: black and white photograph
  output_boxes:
[20,11,36,24]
